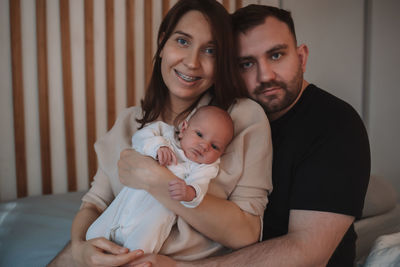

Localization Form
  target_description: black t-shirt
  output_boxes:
[263,84,370,266]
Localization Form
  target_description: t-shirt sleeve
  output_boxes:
[290,106,370,219]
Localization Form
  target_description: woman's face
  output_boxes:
[160,10,216,109]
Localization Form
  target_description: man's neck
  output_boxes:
[269,80,309,122]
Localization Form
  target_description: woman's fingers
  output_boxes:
[87,238,145,267]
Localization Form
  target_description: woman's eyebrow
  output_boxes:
[174,30,191,37]
[173,30,215,45]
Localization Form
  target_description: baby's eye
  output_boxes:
[211,144,219,150]
[196,131,203,137]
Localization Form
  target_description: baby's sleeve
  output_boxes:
[180,161,220,208]
[131,122,174,159]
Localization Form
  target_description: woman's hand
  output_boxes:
[118,149,173,191]
[122,253,178,267]
[72,237,144,267]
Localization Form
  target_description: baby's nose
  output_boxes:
[199,142,210,152]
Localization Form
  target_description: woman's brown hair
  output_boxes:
[137,0,248,129]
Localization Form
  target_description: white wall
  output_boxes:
[282,0,400,200]
[0,0,399,201]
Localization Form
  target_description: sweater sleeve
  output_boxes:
[131,121,174,159]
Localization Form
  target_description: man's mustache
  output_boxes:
[254,81,287,95]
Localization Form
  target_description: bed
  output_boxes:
[1,176,400,266]
[0,191,84,267]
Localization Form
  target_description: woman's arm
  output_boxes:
[118,149,260,249]
[69,202,144,266]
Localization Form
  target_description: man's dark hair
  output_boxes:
[232,4,297,43]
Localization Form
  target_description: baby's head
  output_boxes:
[178,106,234,164]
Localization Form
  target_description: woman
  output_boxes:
[50,0,272,266]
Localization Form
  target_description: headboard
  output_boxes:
[1,0,249,201]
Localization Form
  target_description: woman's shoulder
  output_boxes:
[229,98,269,124]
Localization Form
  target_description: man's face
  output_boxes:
[238,17,308,121]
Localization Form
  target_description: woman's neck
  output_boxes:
[164,98,195,125]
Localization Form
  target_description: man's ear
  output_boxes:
[297,44,309,73]
[178,120,188,138]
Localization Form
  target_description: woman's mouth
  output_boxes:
[175,70,201,82]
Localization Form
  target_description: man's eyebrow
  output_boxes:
[238,56,254,61]
[267,44,288,54]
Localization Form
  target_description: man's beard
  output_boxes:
[254,67,303,115]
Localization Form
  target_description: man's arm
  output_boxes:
[175,210,354,267]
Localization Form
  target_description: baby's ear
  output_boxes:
[178,120,188,138]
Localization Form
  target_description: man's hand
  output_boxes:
[157,146,177,166]
[72,237,144,267]
[168,178,196,202]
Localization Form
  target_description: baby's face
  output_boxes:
[179,114,232,164]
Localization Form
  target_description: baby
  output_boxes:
[86,106,234,254]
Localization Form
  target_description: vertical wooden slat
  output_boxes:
[10,0,28,198]
[59,0,77,192]
[235,0,242,9]
[36,0,52,194]
[223,0,230,11]
[144,0,153,87]
[126,0,135,107]
[85,0,97,184]
[162,0,170,18]
[106,0,116,130]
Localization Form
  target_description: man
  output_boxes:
[132,4,370,267]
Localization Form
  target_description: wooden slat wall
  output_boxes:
[3,0,248,201]
[126,0,136,108]
[10,0,27,198]
[85,0,97,184]
[36,0,52,194]
[106,0,116,130]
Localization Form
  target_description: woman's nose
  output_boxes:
[184,48,200,69]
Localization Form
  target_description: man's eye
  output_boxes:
[196,131,203,137]
[271,53,282,60]
[211,144,219,150]
[177,38,189,46]
[239,61,253,70]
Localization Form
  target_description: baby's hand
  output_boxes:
[168,178,196,202]
[157,146,177,166]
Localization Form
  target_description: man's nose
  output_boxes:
[258,57,276,83]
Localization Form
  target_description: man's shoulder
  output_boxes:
[306,84,362,122]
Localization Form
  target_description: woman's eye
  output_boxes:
[196,131,203,137]
[177,38,189,46]
[204,47,216,56]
